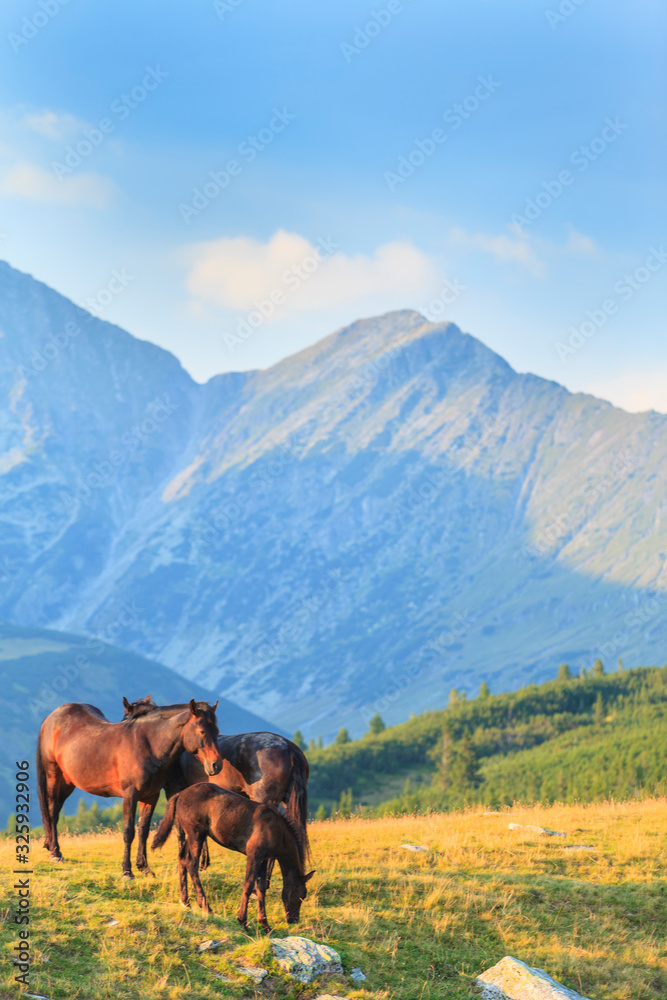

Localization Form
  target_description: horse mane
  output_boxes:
[131,702,217,724]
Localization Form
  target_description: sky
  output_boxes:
[0,0,665,412]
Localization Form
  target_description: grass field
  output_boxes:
[1,799,665,999]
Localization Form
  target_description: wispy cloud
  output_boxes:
[449,225,546,277]
[1,161,115,207]
[566,228,597,256]
[23,109,86,141]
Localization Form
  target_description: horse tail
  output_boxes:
[36,731,52,850]
[285,745,310,865]
[151,792,180,850]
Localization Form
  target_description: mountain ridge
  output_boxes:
[0,260,665,738]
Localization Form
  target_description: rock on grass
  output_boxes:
[271,936,343,983]
[476,956,592,999]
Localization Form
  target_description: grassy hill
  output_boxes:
[1,800,664,999]
[0,620,282,824]
[307,664,667,815]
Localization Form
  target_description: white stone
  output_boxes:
[562,845,596,851]
[350,966,367,982]
[236,964,268,984]
[401,843,430,851]
[475,956,592,999]
[197,938,224,952]
[508,823,566,837]
[272,936,343,983]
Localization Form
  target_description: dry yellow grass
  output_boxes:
[1,798,665,999]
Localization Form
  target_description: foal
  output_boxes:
[151,783,314,932]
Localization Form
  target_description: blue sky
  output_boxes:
[0,0,665,411]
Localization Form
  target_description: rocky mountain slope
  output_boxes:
[1,261,665,738]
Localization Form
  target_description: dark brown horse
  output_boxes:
[37,700,222,877]
[123,696,310,875]
[151,783,314,932]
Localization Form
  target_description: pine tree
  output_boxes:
[292,729,307,751]
[338,788,353,817]
[315,803,328,822]
[368,713,386,735]
[478,681,491,699]
[335,727,351,746]
[593,691,605,724]
[592,658,605,678]
[456,732,480,788]
[439,717,455,787]
[448,689,459,708]
[557,663,572,682]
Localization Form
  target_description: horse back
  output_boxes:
[39,702,111,740]
[179,783,271,856]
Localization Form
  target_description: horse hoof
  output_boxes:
[122,871,134,880]
[179,900,191,909]
[137,867,155,878]
[50,856,64,863]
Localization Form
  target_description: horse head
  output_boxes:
[182,699,222,776]
[122,694,158,718]
[282,869,315,924]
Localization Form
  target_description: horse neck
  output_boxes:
[140,711,190,763]
[275,820,303,881]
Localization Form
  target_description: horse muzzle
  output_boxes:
[205,759,222,776]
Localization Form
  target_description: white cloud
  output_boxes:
[24,110,85,141]
[185,230,439,315]
[449,225,546,277]
[0,161,115,208]
[585,370,667,414]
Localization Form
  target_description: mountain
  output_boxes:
[0,619,281,822]
[1,260,666,739]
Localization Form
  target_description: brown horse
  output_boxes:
[123,696,310,876]
[151,783,314,932]
[37,700,222,878]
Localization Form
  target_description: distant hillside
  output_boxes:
[0,620,282,823]
[307,664,667,815]
[2,260,667,738]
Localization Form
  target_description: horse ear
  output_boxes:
[122,696,131,712]
[212,699,219,713]
[304,870,315,882]
[189,698,200,716]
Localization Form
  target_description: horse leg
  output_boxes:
[121,790,138,878]
[135,799,158,876]
[45,769,67,861]
[199,837,210,871]
[51,782,75,855]
[187,836,211,916]
[265,857,276,889]
[255,859,271,934]
[175,823,190,907]
[236,855,257,931]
